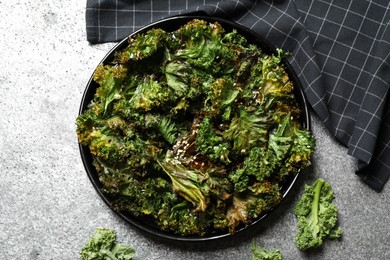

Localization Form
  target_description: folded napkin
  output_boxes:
[86,0,390,192]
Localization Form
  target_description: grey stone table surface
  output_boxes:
[1,1,389,259]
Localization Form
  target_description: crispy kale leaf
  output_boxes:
[226,182,281,233]
[251,241,283,260]
[175,19,224,70]
[195,116,230,164]
[223,107,272,153]
[80,228,135,260]
[129,76,172,111]
[294,178,342,250]
[115,28,168,63]
[229,113,315,192]
[93,64,128,115]
[260,49,292,97]
[157,116,179,145]
[209,77,240,120]
[88,129,131,163]
[165,61,190,97]
[155,200,211,236]
[157,151,208,212]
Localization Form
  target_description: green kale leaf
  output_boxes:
[115,28,168,63]
[195,116,230,164]
[223,107,272,153]
[294,178,342,251]
[129,76,171,111]
[80,228,135,260]
[93,64,128,115]
[226,182,281,233]
[251,241,283,260]
[157,151,208,212]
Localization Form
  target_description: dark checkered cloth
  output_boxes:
[86,0,390,192]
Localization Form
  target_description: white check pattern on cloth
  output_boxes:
[85,0,390,191]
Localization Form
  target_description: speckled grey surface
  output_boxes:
[1,1,389,259]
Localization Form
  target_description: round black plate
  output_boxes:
[78,15,311,242]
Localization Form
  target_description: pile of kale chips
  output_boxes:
[77,19,316,236]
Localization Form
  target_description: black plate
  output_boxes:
[78,15,311,242]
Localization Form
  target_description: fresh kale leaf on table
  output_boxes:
[294,178,342,250]
[76,19,316,236]
[80,228,135,260]
[251,241,283,260]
